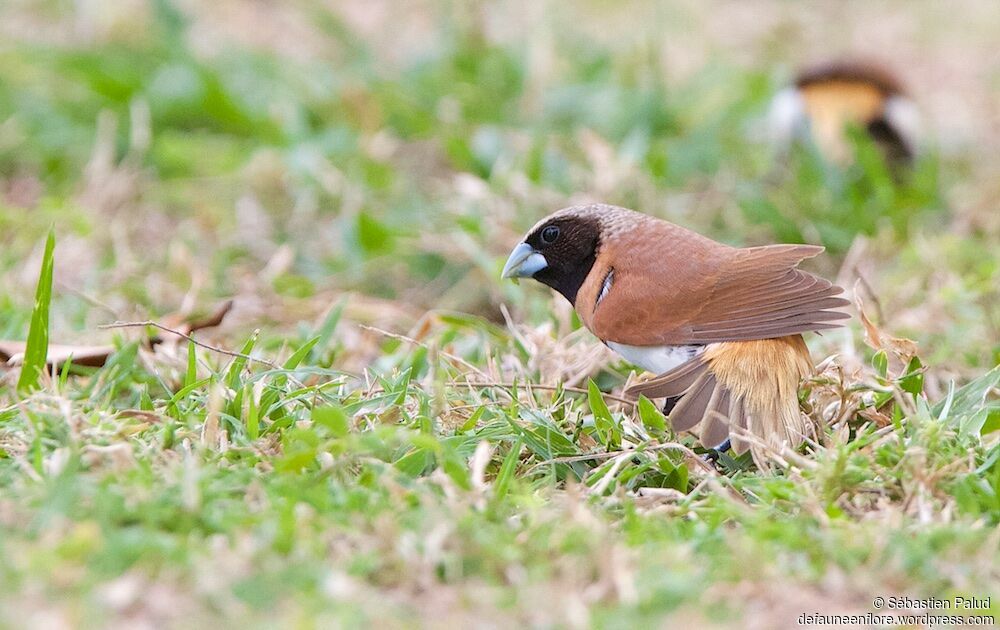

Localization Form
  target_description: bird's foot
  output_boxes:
[702,439,732,465]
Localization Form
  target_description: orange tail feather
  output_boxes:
[625,335,815,468]
[703,335,814,466]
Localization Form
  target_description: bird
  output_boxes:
[769,60,919,168]
[501,204,850,466]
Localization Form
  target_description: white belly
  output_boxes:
[606,342,703,374]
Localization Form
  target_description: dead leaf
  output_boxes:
[858,407,893,427]
[0,341,116,368]
[852,282,918,360]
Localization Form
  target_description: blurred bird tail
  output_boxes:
[625,335,814,468]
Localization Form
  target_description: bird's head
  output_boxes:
[501,206,603,305]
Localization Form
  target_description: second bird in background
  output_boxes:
[769,59,920,169]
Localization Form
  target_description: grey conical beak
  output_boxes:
[501,242,548,279]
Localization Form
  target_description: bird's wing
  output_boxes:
[585,221,849,346]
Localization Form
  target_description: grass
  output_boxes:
[1,1,999,627]
[16,228,55,393]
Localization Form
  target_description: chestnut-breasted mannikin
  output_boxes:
[502,204,849,466]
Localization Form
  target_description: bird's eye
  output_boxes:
[541,225,560,244]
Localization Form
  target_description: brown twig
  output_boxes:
[358,324,488,378]
[539,441,698,465]
[447,381,636,406]
[352,324,638,406]
[99,320,279,370]
[355,379,636,407]
[529,441,747,504]
[852,268,884,325]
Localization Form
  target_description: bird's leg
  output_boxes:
[703,438,732,464]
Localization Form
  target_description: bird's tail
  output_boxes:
[625,335,814,467]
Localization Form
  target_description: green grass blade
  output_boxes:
[17,229,56,394]
[637,395,666,434]
[284,336,321,370]
[493,439,522,501]
[226,331,260,390]
[185,340,198,389]
[588,379,620,449]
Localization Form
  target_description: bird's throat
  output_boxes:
[535,251,596,306]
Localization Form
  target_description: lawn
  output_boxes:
[1,1,998,627]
